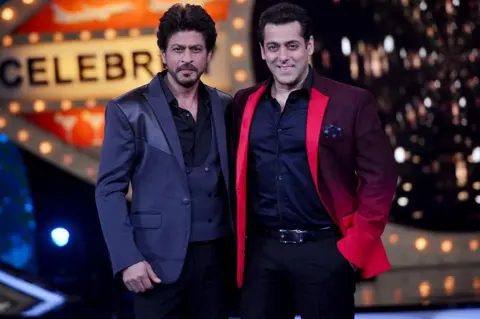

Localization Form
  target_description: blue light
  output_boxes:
[0,133,8,144]
[24,203,34,213]
[28,220,36,230]
[50,228,70,247]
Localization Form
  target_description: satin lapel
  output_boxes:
[306,88,335,222]
[207,87,229,191]
[142,76,186,174]
[235,84,266,288]
[236,85,266,191]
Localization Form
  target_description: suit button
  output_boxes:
[183,198,190,205]
[208,218,212,223]
[204,167,210,172]
[186,168,192,174]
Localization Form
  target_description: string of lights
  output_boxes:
[313,0,480,279]
[339,0,480,229]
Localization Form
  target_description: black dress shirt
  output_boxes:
[247,67,332,230]
[159,71,212,168]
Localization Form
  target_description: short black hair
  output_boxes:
[157,4,217,52]
[257,2,312,45]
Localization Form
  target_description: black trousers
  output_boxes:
[134,238,233,319]
[240,232,356,319]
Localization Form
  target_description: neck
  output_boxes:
[273,66,309,97]
[164,71,199,101]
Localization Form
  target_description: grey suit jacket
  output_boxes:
[95,74,233,284]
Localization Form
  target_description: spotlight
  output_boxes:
[50,227,69,247]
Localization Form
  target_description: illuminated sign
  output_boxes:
[23,107,106,147]
[0,32,230,100]
[16,0,229,33]
[0,0,253,185]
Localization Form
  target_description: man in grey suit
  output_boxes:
[94,4,234,319]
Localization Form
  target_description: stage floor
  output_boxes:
[348,264,480,319]
[354,309,480,318]
[1,263,480,318]
[354,264,480,308]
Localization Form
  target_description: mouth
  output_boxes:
[178,69,197,77]
[278,65,294,72]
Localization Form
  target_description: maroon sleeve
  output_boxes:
[337,91,398,272]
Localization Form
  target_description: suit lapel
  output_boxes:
[236,84,266,286]
[207,87,229,191]
[306,86,336,222]
[143,75,186,174]
[236,85,267,191]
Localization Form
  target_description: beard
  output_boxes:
[168,63,202,88]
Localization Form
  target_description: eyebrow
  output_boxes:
[265,40,300,46]
[171,44,204,49]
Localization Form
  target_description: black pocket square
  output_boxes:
[323,124,344,138]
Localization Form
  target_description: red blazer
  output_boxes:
[231,71,398,288]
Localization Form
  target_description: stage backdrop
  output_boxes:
[0,134,36,273]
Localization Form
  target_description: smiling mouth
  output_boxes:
[278,66,293,71]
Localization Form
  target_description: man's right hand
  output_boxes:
[122,261,161,293]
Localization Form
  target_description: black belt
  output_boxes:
[258,227,336,244]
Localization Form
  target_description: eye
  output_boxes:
[288,43,299,50]
[173,47,183,53]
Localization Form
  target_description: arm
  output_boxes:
[95,100,144,276]
[337,91,397,269]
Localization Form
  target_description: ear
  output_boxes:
[207,50,213,64]
[259,42,266,61]
[160,50,167,64]
[307,36,314,56]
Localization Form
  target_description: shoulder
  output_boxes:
[104,84,150,124]
[215,88,233,110]
[317,75,371,101]
[231,83,266,116]
[109,84,148,110]
[203,85,233,113]
[233,83,265,103]
[315,75,375,115]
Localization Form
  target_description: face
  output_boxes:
[161,31,212,88]
[260,21,313,88]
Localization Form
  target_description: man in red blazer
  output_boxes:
[231,3,397,318]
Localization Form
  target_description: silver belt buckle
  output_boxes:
[279,229,305,244]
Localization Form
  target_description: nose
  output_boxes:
[182,50,193,63]
[278,47,290,63]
